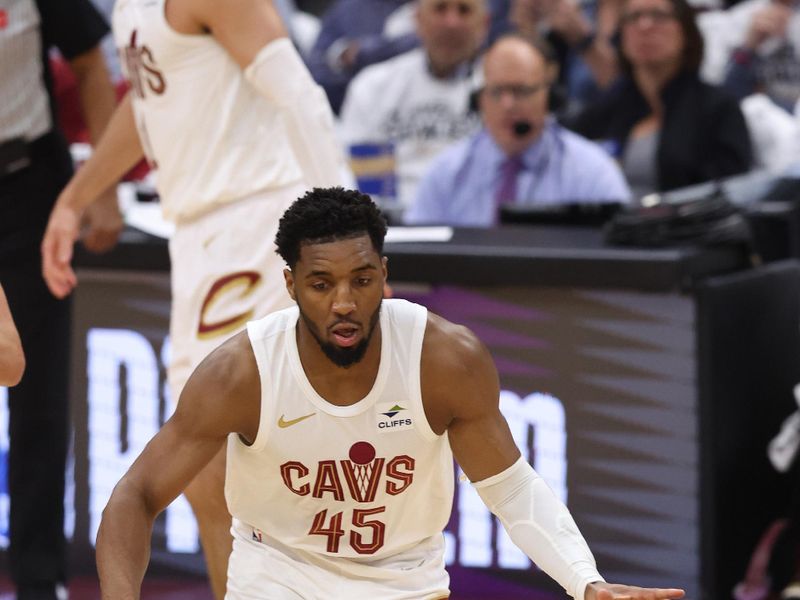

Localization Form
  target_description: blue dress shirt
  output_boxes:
[405,119,631,227]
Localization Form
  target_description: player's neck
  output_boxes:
[296,324,383,407]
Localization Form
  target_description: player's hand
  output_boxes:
[41,201,82,299]
[585,581,686,599]
[81,189,123,253]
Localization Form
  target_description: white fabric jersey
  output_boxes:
[338,49,480,209]
[227,299,454,579]
[112,0,304,223]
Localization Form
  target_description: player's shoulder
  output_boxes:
[422,312,490,374]
[176,330,260,426]
[420,312,499,427]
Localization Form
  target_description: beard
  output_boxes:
[297,299,382,369]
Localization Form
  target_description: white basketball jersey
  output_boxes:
[227,299,454,576]
[112,0,304,223]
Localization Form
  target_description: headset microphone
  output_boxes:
[512,121,532,137]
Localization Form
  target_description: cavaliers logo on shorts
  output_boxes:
[197,271,262,340]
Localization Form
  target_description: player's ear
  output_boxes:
[381,257,393,299]
[284,268,296,301]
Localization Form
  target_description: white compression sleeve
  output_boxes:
[474,456,604,600]
[244,38,353,189]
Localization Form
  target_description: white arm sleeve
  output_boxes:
[244,38,354,189]
[473,456,604,600]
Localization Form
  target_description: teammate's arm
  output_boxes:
[42,93,144,299]
[423,315,685,600]
[0,285,24,387]
[70,46,125,254]
[96,332,259,600]
[190,0,350,188]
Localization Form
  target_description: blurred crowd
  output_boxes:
[58,0,800,225]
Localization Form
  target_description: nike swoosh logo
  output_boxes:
[277,412,317,428]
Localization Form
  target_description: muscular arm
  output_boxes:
[420,314,520,478]
[96,332,260,599]
[0,285,24,387]
[422,314,684,600]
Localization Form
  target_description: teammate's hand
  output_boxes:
[586,581,686,599]
[81,190,123,253]
[41,202,82,299]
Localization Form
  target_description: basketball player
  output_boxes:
[0,284,24,387]
[96,187,685,600]
[40,0,350,597]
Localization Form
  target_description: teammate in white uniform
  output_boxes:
[95,187,686,600]
[39,0,350,597]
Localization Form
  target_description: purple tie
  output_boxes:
[495,155,523,214]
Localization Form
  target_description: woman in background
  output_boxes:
[567,0,752,200]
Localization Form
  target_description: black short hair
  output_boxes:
[275,187,388,268]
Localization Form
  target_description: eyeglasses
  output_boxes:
[620,8,677,25]
[482,83,549,102]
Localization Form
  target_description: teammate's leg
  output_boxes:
[168,186,301,598]
[184,447,230,599]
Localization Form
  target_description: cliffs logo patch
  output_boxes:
[382,405,405,418]
[375,402,413,432]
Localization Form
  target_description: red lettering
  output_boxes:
[280,461,309,496]
[385,455,415,495]
[350,507,386,555]
[141,46,166,94]
[313,460,345,501]
[309,510,345,553]
[121,29,167,99]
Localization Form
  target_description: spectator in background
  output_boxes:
[0,1,120,599]
[698,0,800,172]
[713,0,800,110]
[567,0,752,201]
[405,34,629,226]
[307,0,418,113]
[501,0,621,112]
[339,0,489,211]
